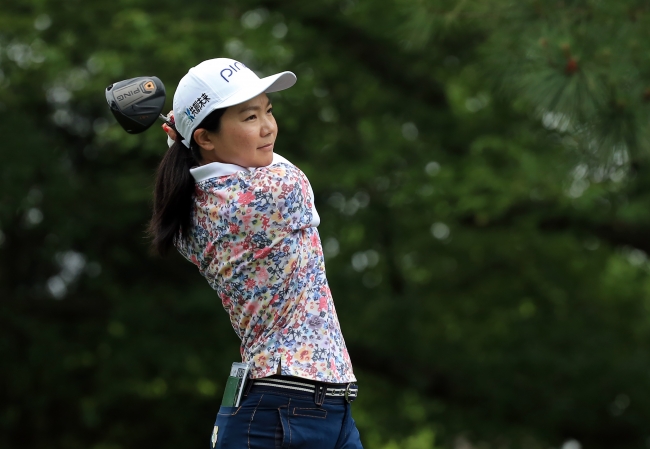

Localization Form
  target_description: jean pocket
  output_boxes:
[292,407,327,419]
[211,405,245,448]
[280,404,339,448]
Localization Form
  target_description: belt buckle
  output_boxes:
[344,383,356,403]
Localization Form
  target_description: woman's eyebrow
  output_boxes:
[238,100,272,114]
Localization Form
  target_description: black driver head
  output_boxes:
[105,76,166,134]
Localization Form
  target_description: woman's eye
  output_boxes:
[245,114,256,121]
[267,107,273,114]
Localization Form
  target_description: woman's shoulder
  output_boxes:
[270,153,292,166]
[257,153,308,182]
[191,153,300,186]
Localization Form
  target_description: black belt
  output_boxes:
[247,375,358,405]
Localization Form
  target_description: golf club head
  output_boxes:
[105,76,166,134]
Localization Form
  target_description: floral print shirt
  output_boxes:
[175,153,356,383]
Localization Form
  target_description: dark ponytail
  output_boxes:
[149,108,227,256]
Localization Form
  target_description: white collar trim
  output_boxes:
[190,153,291,182]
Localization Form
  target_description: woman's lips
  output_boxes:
[258,143,274,151]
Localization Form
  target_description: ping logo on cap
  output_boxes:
[185,92,211,122]
[220,62,247,82]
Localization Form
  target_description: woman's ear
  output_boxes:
[193,128,215,151]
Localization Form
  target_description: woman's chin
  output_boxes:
[245,152,274,168]
[258,151,275,167]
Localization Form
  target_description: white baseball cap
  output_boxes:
[172,58,297,147]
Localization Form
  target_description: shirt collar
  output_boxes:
[190,153,290,182]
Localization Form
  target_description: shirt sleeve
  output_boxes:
[246,161,319,233]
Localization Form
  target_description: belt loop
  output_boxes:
[314,385,326,406]
[243,376,253,397]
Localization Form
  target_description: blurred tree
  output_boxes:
[2,1,650,448]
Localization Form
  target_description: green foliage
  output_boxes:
[3,1,650,448]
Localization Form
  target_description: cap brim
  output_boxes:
[217,71,296,110]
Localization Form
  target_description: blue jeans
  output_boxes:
[210,383,363,448]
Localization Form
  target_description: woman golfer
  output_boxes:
[151,58,363,448]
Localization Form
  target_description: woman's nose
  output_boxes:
[261,116,276,136]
